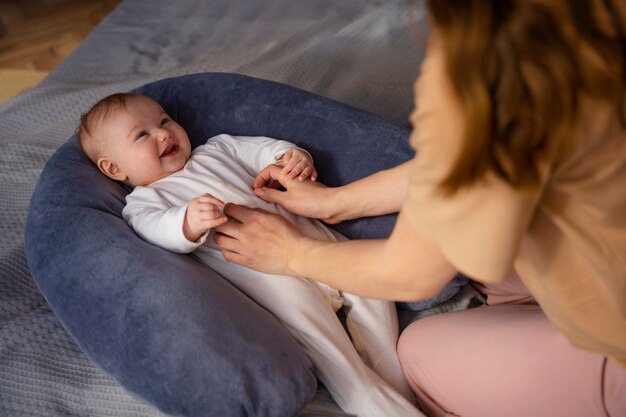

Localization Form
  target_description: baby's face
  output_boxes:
[99,95,192,186]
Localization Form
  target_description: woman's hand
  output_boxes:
[251,164,343,223]
[213,203,311,276]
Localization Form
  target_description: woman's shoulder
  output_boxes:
[551,98,626,184]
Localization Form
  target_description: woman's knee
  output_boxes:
[397,306,626,417]
[397,317,460,417]
[397,315,445,381]
[604,359,626,417]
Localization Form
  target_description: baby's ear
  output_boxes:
[97,158,127,182]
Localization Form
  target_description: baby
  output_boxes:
[78,92,421,417]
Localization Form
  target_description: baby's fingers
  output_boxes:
[197,202,226,218]
[198,194,226,208]
[202,215,229,229]
[197,208,228,226]
[280,158,298,176]
[298,165,318,181]
[290,162,304,178]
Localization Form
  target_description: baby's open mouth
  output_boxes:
[160,144,179,157]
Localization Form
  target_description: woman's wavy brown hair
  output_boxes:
[423,0,626,193]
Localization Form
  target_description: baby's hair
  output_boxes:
[78,92,141,164]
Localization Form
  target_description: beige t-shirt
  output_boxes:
[403,38,626,369]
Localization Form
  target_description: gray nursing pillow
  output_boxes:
[25,73,464,416]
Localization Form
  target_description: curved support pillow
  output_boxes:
[25,73,465,417]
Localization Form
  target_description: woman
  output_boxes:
[214,1,626,415]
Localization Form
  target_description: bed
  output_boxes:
[0,1,480,415]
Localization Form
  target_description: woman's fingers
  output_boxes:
[253,164,284,189]
[213,203,303,275]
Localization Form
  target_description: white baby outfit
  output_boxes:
[123,134,422,417]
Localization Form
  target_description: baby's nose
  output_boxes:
[157,128,172,140]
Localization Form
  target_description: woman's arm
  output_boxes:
[214,203,457,300]
[253,160,413,223]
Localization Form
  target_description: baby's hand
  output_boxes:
[183,194,227,242]
[279,149,317,182]
[253,149,317,190]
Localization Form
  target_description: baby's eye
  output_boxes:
[160,118,171,126]
[136,130,149,140]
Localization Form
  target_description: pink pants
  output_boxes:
[397,273,626,417]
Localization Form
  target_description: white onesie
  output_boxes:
[123,134,423,417]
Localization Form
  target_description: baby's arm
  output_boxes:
[123,188,226,253]
[253,148,317,190]
[183,194,227,242]
[211,134,316,187]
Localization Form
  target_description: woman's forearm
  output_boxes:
[325,160,413,222]
[289,238,416,299]
[289,211,458,300]
[253,160,414,223]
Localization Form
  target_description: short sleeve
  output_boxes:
[402,37,541,283]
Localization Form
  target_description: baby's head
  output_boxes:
[79,93,192,187]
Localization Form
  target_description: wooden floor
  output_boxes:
[0,0,121,104]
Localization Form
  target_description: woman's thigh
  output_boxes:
[397,303,626,417]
